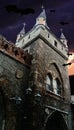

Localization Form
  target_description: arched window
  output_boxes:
[46,74,53,91]
[53,78,61,95]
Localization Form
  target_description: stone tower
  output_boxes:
[0,7,71,130]
[15,7,71,130]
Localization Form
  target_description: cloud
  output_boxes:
[7,23,21,30]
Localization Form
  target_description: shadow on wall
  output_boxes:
[45,111,68,130]
[69,75,74,95]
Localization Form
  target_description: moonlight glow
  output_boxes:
[68,52,74,76]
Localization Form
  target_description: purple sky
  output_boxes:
[0,0,74,52]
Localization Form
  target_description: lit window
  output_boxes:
[53,78,61,95]
[46,74,53,91]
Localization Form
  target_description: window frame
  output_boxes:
[46,74,62,96]
[46,74,53,92]
[53,78,61,95]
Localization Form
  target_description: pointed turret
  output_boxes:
[19,23,26,36]
[36,6,47,26]
[16,23,26,42]
[60,29,68,48]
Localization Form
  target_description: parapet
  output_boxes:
[0,35,32,67]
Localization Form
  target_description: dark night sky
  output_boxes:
[0,0,74,52]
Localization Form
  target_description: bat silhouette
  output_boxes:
[5,4,35,15]
[63,62,72,66]
[50,9,56,13]
[60,22,69,25]
[67,53,72,56]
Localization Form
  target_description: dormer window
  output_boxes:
[46,74,53,91]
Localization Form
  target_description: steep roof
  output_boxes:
[37,6,46,19]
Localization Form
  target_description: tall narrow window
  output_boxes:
[54,41,57,47]
[48,33,49,38]
[46,74,53,91]
[53,78,61,95]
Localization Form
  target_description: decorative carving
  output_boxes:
[15,70,24,79]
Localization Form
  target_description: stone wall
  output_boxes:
[0,36,31,130]
[26,38,71,130]
[0,35,71,130]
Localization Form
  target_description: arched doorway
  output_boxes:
[45,111,68,130]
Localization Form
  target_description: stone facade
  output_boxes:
[0,36,32,130]
[0,7,72,130]
[23,37,71,130]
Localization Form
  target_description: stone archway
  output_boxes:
[45,111,68,130]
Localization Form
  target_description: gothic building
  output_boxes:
[0,7,72,130]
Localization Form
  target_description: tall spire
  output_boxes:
[60,29,68,48]
[19,23,26,36]
[38,5,46,19]
[16,23,26,42]
[36,5,47,26]
[60,29,66,39]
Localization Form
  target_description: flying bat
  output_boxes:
[67,53,72,56]
[5,4,35,15]
[50,9,56,13]
[59,22,69,25]
[63,62,72,66]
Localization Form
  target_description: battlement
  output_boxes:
[0,35,32,67]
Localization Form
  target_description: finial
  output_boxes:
[60,28,63,33]
[23,22,26,27]
[41,5,44,10]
